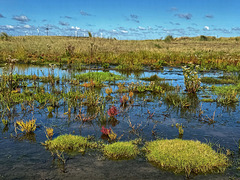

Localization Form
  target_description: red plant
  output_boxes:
[101,126,111,135]
[107,106,118,117]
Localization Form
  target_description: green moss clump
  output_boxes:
[201,77,236,84]
[140,74,165,81]
[44,134,93,153]
[104,141,139,160]
[75,72,125,82]
[201,98,215,102]
[144,139,228,176]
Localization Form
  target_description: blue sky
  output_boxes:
[0,0,239,39]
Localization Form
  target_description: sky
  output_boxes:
[0,0,240,39]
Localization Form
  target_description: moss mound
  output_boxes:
[144,139,228,176]
[104,141,139,160]
[44,134,92,153]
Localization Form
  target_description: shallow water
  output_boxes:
[0,64,240,179]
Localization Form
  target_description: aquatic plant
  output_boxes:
[43,134,96,153]
[215,86,239,105]
[182,65,201,93]
[75,72,125,82]
[120,94,128,106]
[164,92,191,108]
[144,139,228,177]
[2,119,9,126]
[103,141,139,160]
[105,88,112,96]
[107,106,118,117]
[101,126,111,135]
[45,127,54,140]
[108,129,117,141]
[201,77,236,84]
[16,119,36,133]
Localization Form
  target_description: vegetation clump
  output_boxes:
[183,65,201,93]
[16,119,36,133]
[75,72,125,82]
[104,141,139,160]
[214,86,239,105]
[43,134,96,153]
[144,139,228,177]
[140,74,165,81]
[201,77,236,84]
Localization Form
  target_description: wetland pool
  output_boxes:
[0,64,240,179]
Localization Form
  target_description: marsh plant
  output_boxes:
[182,65,201,93]
[16,119,36,134]
[103,141,139,160]
[144,139,228,177]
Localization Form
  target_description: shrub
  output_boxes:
[164,35,174,43]
[0,32,10,41]
[199,35,208,41]
[104,141,139,160]
[144,139,228,177]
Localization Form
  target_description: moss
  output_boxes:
[44,134,96,153]
[144,139,228,176]
[75,72,125,82]
[201,98,215,102]
[104,141,139,160]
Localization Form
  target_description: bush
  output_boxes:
[144,139,228,177]
[0,32,10,41]
[164,35,174,43]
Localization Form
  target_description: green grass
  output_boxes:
[213,85,239,105]
[75,72,125,82]
[201,77,236,84]
[43,134,97,153]
[144,139,228,177]
[103,141,139,160]
[1,36,240,71]
[201,98,215,102]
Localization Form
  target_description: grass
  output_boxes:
[43,134,97,153]
[103,141,139,160]
[201,98,215,102]
[75,72,125,82]
[1,36,240,71]
[201,77,236,84]
[213,85,239,105]
[144,139,228,177]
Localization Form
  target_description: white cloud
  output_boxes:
[24,25,31,29]
[138,26,146,30]
[204,26,209,30]
[121,30,128,33]
[6,25,14,29]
